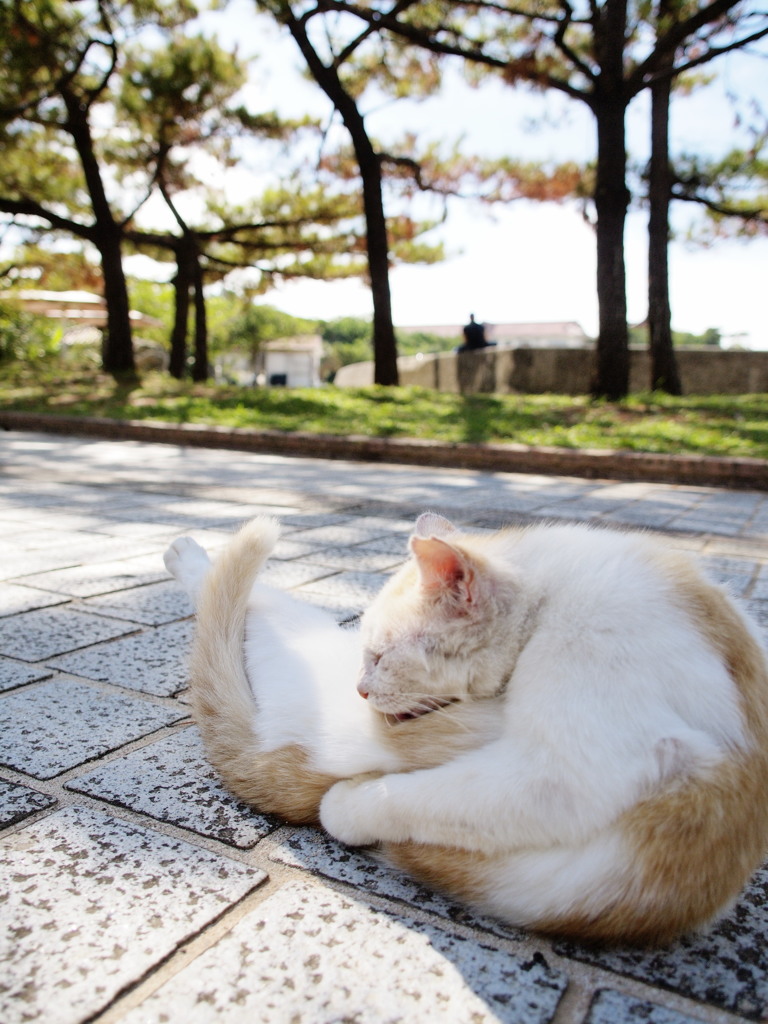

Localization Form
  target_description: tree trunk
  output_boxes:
[648,71,682,394]
[592,0,630,400]
[191,250,209,382]
[62,90,135,375]
[283,11,399,385]
[350,124,399,386]
[169,246,191,379]
[98,226,135,375]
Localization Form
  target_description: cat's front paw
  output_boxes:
[163,536,211,600]
[320,779,381,846]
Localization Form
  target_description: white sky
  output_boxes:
[177,3,768,346]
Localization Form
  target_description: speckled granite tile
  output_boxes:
[597,507,679,531]
[6,531,155,567]
[668,512,749,537]
[296,590,364,621]
[123,879,566,1024]
[0,583,69,617]
[347,515,415,534]
[86,519,207,542]
[0,547,81,580]
[0,778,56,828]
[68,728,277,847]
[0,658,53,693]
[301,544,405,572]
[48,620,193,696]
[585,990,704,1024]
[556,862,768,1019]
[85,580,193,625]
[0,804,263,1024]
[748,566,768,601]
[296,569,387,606]
[744,601,768,644]
[0,528,91,555]
[94,498,266,532]
[126,497,246,522]
[0,679,187,778]
[257,559,336,589]
[702,555,760,579]
[361,532,417,556]
[703,536,768,560]
[270,826,525,939]
[269,536,318,560]
[533,505,612,525]
[0,606,136,661]
[279,511,356,532]
[284,522,391,547]
[17,554,168,598]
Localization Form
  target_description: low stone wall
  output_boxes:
[3,409,766,487]
[335,347,768,395]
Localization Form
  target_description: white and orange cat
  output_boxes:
[164,513,768,945]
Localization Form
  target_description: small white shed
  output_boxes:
[260,335,324,388]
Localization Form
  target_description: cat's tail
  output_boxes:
[187,517,336,824]
[188,516,279,781]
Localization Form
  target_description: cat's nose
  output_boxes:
[357,681,369,699]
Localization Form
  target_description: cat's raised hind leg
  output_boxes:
[164,536,212,606]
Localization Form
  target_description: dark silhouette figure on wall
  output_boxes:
[458,313,495,352]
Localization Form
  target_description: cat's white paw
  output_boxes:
[320,779,381,846]
[163,536,211,601]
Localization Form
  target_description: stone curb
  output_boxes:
[2,409,766,490]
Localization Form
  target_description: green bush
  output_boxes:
[0,302,61,362]
[216,304,318,355]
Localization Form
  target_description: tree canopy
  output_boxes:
[322,0,767,396]
[1,0,765,394]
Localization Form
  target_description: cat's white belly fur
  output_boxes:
[244,584,403,776]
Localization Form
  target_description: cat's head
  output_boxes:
[358,514,518,720]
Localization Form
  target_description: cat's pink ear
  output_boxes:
[410,536,473,604]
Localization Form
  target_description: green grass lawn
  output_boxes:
[1,362,767,459]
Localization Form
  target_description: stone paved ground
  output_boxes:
[2,429,768,1024]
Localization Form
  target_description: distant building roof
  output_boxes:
[0,289,162,329]
[262,334,324,355]
[5,289,104,305]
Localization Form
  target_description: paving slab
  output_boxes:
[270,825,526,940]
[0,583,69,617]
[1,429,768,1024]
[2,533,159,575]
[84,579,193,626]
[556,863,768,1020]
[0,657,53,692]
[68,727,279,847]
[0,778,57,827]
[0,678,187,778]
[749,564,768,600]
[256,557,338,589]
[16,554,169,597]
[296,568,394,606]
[0,804,264,1024]
[300,541,407,571]
[120,879,568,1024]
[585,990,706,1024]
[49,620,194,696]
[0,605,137,661]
